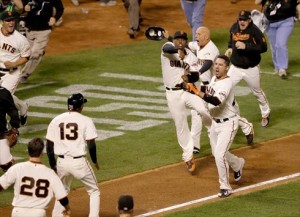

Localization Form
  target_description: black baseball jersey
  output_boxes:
[228,21,267,69]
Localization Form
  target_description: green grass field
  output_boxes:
[1,23,299,216]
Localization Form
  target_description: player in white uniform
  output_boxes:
[184,55,245,197]
[189,27,254,146]
[161,30,211,173]
[0,9,31,125]
[188,26,219,153]
[46,93,100,217]
[0,138,71,217]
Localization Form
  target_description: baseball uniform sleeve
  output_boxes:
[0,165,17,190]
[84,117,98,140]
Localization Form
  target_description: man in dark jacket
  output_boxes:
[20,0,64,83]
[225,10,271,128]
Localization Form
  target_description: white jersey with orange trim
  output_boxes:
[188,40,219,84]
[161,42,199,88]
[46,111,98,157]
[0,161,67,209]
[207,76,237,119]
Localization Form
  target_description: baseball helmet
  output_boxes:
[145,26,165,41]
[67,93,87,110]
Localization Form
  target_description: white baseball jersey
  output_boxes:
[0,28,31,68]
[0,27,31,94]
[188,40,219,83]
[161,42,199,88]
[46,111,98,157]
[0,161,67,209]
[161,42,212,162]
[207,76,237,119]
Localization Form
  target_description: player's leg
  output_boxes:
[166,91,194,163]
[73,158,100,217]
[12,95,29,126]
[191,0,206,40]
[190,109,202,153]
[0,139,14,172]
[234,101,254,144]
[0,71,20,94]
[243,66,271,126]
[227,65,243,86]
[185,92,212,129]
[52,158,73,217]
[213,117,238,191]
[21,30,51,82]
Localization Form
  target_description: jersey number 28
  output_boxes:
[20,176,50,198]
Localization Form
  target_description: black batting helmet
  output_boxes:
[67,93,87,111]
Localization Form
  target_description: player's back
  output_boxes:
[0,161,66,209]
[46,111,97,157]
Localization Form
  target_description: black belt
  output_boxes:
[213,118,229,123]
[58,155,84,159]
[202,81,209,85]
[0,68,17,72]
[166,87,182,91]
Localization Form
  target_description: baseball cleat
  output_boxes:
[261,116,270,127]
[234,158,245,182]
[20,114,27,126]
[127,28,138,39]
[246,124,254,145]
[185,158,196,173]
[218,189,232,198]
[193,147,200,154]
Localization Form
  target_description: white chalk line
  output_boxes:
[135,173,300,217]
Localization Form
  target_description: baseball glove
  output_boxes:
[145,26,165,41]
[182,83,200,95]
[4,128,19,148]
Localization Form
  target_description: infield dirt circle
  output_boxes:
[1,0,299,216]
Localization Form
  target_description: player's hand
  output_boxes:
[235,41,246,49]
[163,30,170,39]
[24,4,31,12]
[48,17,56,26]
[4,61,17,69]
[94,162,100,170]
[224,48,232,57]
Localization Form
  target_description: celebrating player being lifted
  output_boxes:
[183,55,245,198]
[0,138,71,217]
[46,93,100,217]
[160,30,211,173]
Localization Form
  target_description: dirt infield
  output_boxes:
[1,0,299,216]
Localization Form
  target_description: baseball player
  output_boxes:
[189,26,254,146]
[225,10,271,127]
[0,138,71,217]
[46,93,100,217]
[184,54,245,198]
[0,85,20,172]
[161,30,211,173]
[0,8,31,125]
